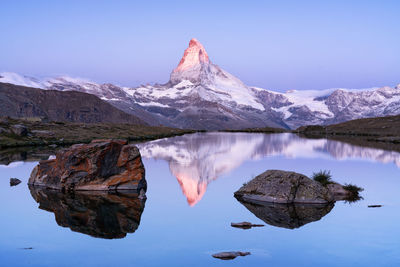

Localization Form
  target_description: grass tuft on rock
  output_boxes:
[312,170,333,186]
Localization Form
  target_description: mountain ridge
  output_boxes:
[1,39,399,130]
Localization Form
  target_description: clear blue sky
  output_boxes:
[1,0,399,91]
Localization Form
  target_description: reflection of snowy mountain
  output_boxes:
[138,133,400,206]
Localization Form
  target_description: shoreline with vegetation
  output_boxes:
[2,114,400,153]
[0,117,195,149]
[294,115,400,144]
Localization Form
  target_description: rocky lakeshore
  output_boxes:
[0,117,195,149]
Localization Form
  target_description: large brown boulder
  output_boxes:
[28,139,146,192]
[234,170,335,204]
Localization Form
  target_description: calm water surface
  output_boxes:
[0,133,399,266]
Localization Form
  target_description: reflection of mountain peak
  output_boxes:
[175,173,207,206]
[138,133,400,206]
[138,133,269,205]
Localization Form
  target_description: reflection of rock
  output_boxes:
[29,186,146,239]
[0,146,57,165]
[230,221,264,229]
[212,251,250,260]
[237,199,334,229]
[29,140,146,192]
[235,170,335,204]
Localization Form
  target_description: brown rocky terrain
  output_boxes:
[0,117,194,149]
[0,82,146,125]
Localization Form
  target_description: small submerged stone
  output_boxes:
[231,221,264,229]
[368,205,382,208]
[212,251,250,260]
[10,178,21,187]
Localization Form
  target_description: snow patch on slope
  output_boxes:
[0,72,47,88]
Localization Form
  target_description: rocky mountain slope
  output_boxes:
[1,38,399,129]
[0,82,146,125]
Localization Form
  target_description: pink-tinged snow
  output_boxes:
[173,38,209,73]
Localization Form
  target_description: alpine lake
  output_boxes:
[1,132,399,267]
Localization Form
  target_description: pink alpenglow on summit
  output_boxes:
[173,38,210,73]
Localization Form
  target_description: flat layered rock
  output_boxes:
[235,170,335,204]
[28,139,146,192]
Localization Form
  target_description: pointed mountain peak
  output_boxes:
[173,38,210,73]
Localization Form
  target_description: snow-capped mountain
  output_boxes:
[1,38,399,129]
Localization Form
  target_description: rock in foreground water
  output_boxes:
[28,139,146,192]
[10,178,22,186]
[235,170,347,204]
[212,251,250,260]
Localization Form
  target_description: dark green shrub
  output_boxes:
[312,170,333,186]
